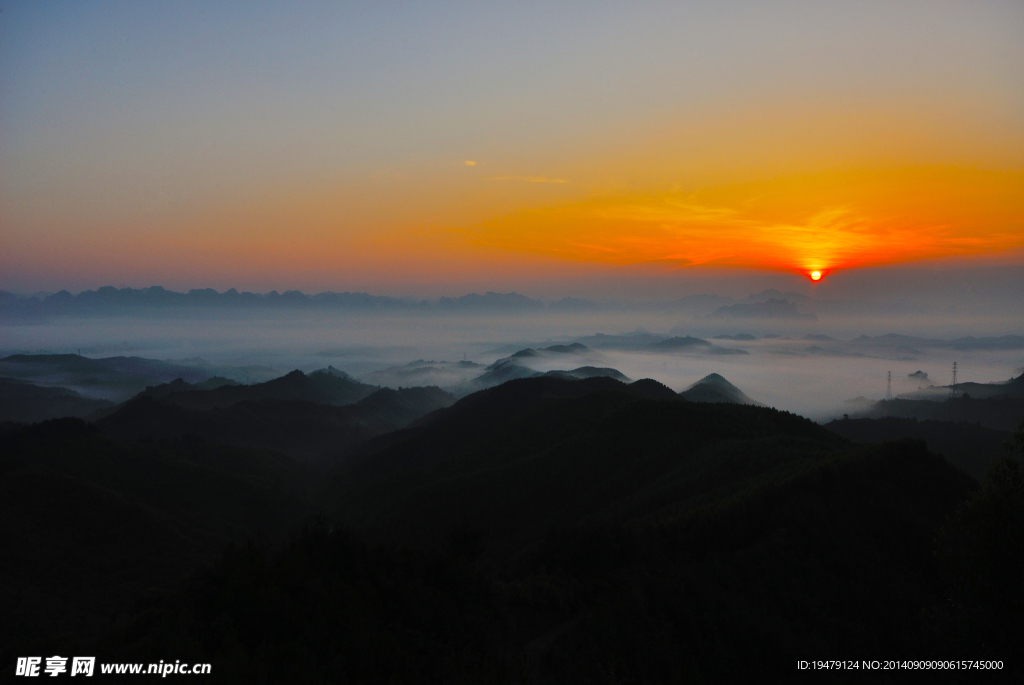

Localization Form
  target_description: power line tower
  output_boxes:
[886,371,893,400]
[949,361,958,398]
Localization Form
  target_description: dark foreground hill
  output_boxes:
[328,376,828,557]
[0,419,314,669]
[3,375,1020,683]
[825,416,1010,479]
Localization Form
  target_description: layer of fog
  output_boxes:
[2,309,1022,422]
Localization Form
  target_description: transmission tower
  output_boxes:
[886,371,893,401]
[949,361,958,398]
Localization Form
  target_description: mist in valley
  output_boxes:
[3,291,1022,422]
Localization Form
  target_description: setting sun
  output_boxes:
[810,271,822,281]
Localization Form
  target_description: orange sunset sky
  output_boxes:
[1,2,1022,296]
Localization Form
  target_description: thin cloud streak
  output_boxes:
[467,166,1024,275]
[487,176,570,184]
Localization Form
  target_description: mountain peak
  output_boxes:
[680,373,759,405]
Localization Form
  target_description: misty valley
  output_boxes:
[1,292,1023,683]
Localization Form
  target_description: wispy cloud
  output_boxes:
[465,165,1024,272]
[463,160,477,166]
[487,176,570,184]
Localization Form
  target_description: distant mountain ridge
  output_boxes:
[0,286,550,318]
[0,286,825,319]
[0,287,745,318]
[7,286,1024,324]
[0,286,427,317]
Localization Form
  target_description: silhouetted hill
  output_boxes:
[0,377,113,423]
[311,364,358,381]
[328,375,836,557]
[679,372,759,405]
[497,342,596,362]
[454,344,630,393]
[647,335,710,351]
[543,366,630,382]
[541,342,590,354]
[647,335,748,355]
[572,330,669,351]
[625,378,680,400]
[96,385,454,463]
[157,369,377,411]
[0,353,272,402]
[464,343,611,392]
[136,376,239,401]
[84,376,239,421]
[825,416,1008,479]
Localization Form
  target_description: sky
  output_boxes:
[2,1,1023,297]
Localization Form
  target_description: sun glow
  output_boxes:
[810,271,822,281]
[467,166,1024,275]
